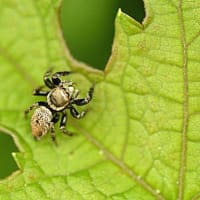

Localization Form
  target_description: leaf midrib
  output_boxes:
[76,1,196,199]
[177,0,189,199]
[74,122,166,200]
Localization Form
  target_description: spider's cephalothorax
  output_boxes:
[25,69,94,144]
[47,81,79,111]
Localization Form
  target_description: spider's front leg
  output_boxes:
[52,71,72,85]
[73,85,94,106]
[59,111,73,136]
[33,86,49,96]
[44,69,55,89]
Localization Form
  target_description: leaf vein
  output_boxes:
[177,0,189,199]
[75,123,166,200]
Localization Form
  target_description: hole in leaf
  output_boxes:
[0,133,19,179]
[119,0,145,23]
[60,0,145,70]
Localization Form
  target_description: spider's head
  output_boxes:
[47,81,79,111]
[62,81,76,98]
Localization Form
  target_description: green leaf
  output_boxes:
[0,0,200,200]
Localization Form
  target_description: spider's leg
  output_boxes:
[52,71,72,85]
[73,85,94,106]
[49,122,58,145]
[73,89,80,99]
[33,86,49,96]
[44,69,54,89]
[24,101,48,117]
[69,105,86,119]
[52,112,60,124]
[60,111,73,136]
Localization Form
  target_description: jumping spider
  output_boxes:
[25,69,94,144]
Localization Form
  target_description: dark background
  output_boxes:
[0,0,145,179]
[60,0,145,69]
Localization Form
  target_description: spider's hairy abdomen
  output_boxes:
[31,106,53,139]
